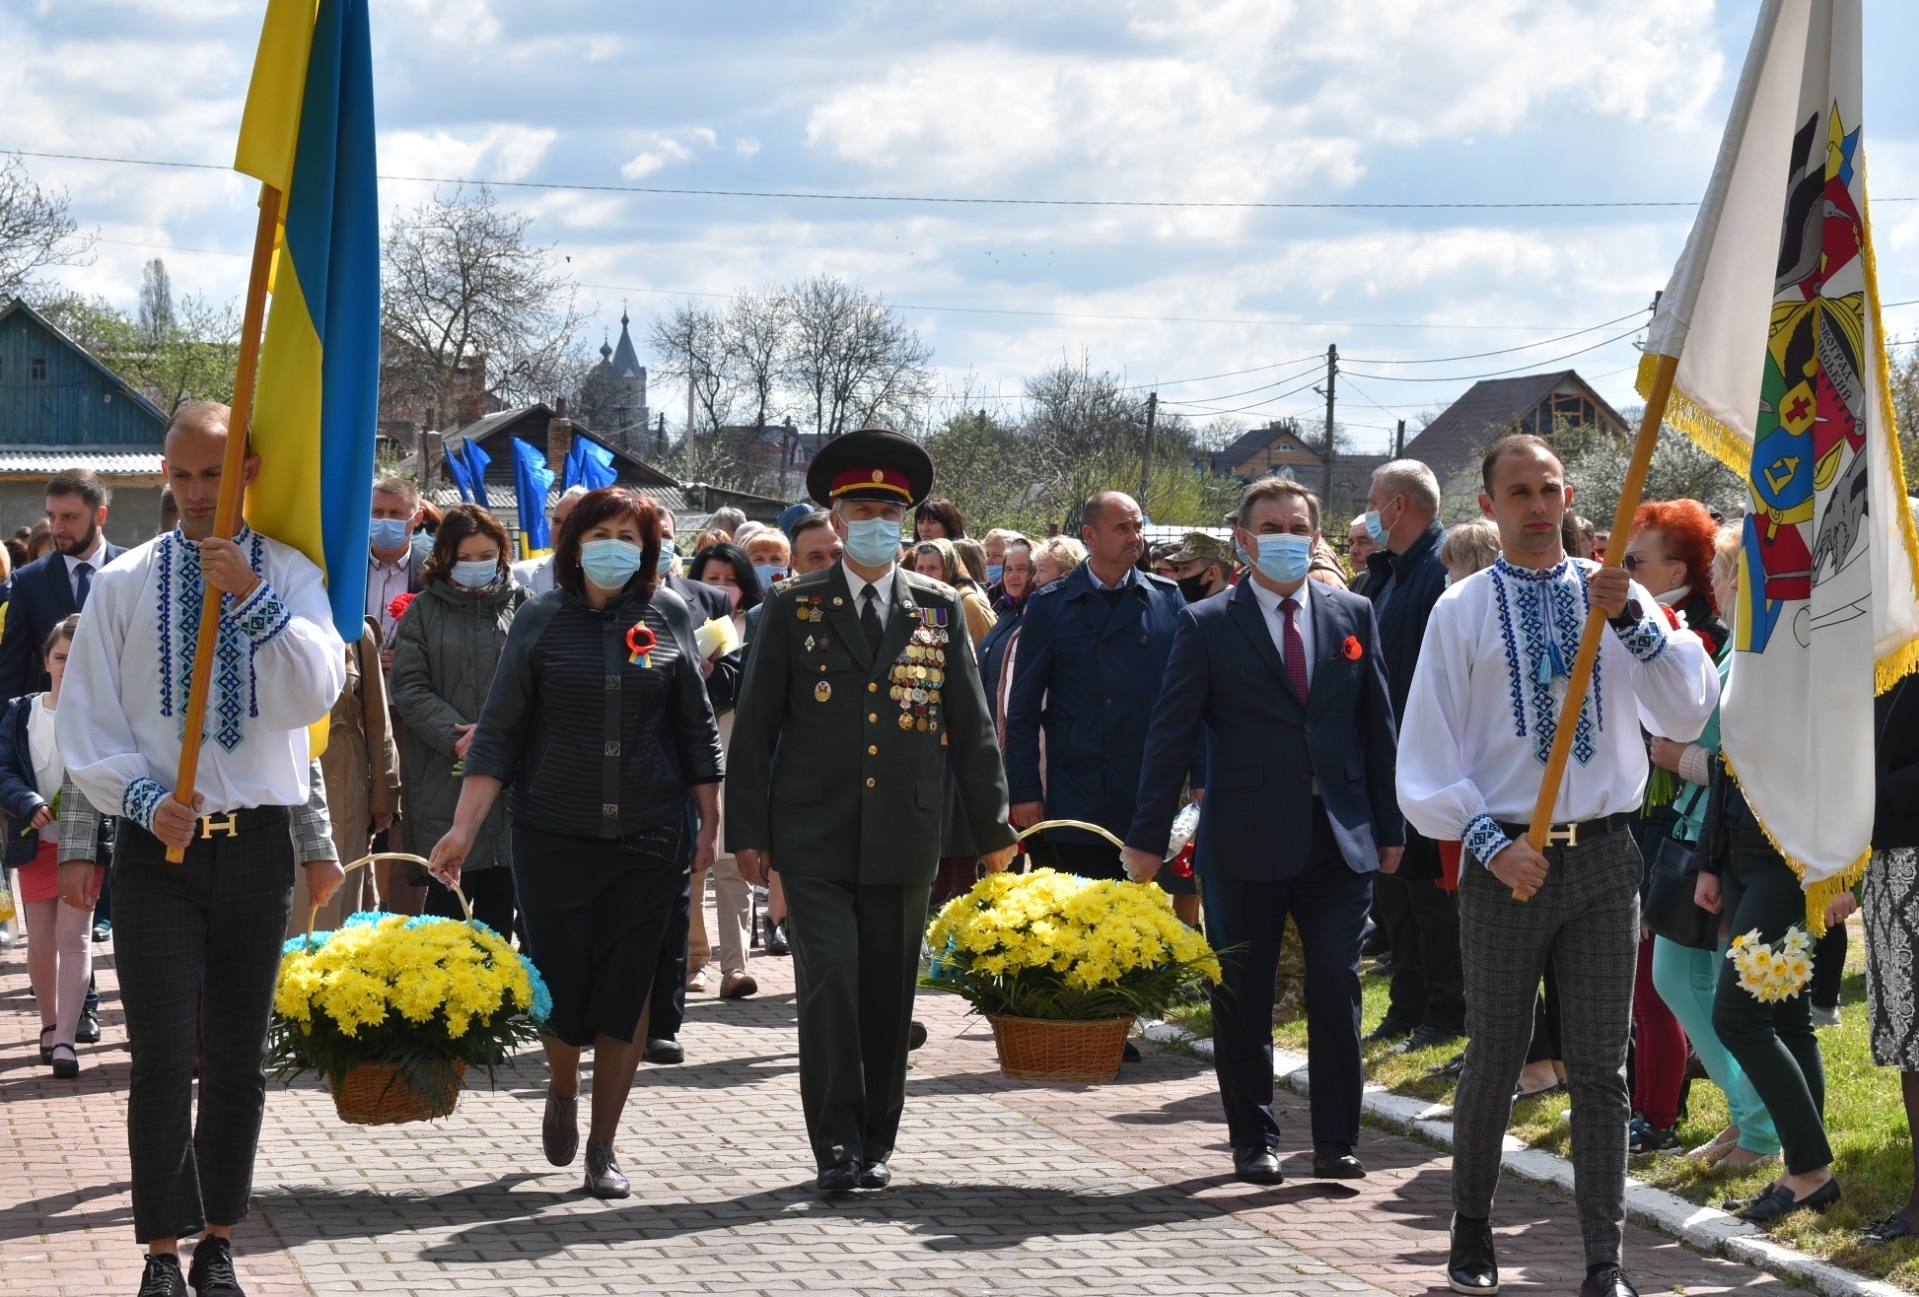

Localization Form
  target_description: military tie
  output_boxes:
[74,561,93,610]
[861,585,884,655]
[1280,596,1309,707]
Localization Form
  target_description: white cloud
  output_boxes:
[379,126,558,184]
[622,137,697,179]
[735,136,762,159]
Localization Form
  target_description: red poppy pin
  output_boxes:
[1341,635,1363,661]
[626,623,657,668]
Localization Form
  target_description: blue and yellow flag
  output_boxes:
[234,0,380,637]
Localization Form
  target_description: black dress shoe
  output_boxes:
[907,1021,928,1051]
[136,1253,188,1297]
[1447,1214,1499,1294]
[76,1010,100,1044]
[583,1142,630,1199]
[1312,1143,1365,1178]
[50,1043,79,1079]
[1363,1017,1417,1046]
[1231,1146,1284,1185]
[1735,1176,1840,1224]
[1577,1265,1638,1297]
[816,1160,862,1195]
[542,1090,579,1167]
[1122,1039,1141,1062]
[186,1235,243,1296]
[1395,1024,1464,1053]
[643,1037,684,1065]
[859,1160,892,1189]
[766,920,790,956]
[1861,1214,1919,1245]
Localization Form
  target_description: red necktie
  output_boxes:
[1280,596,1309,706]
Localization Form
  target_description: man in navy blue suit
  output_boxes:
[0,469,126,700]
[1123,475,1402,1185]
[1004,489,1186,881]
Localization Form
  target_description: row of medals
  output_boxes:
[892,623,948,731]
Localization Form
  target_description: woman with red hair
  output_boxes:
[1621,497,1732,1155]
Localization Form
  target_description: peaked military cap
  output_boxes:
[806,427,934,508]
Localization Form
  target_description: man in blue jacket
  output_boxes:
[1360,460,1465,1054]
[1122,475,1402,1185]
[1004,490,1184,881]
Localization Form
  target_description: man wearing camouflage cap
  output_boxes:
[1167,531,1235,605]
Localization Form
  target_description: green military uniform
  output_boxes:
[726,430,1013,1181]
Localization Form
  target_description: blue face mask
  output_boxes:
[1364,500,1394,548]
[580,538,644,590]
[753,563,788,589]
[449,559,498,590]
[842,516,902,568]
[1239,532,1314,585]
[369,517,409,552]
[985,564,1004,584]
[657,547,678,577]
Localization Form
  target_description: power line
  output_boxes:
[1341,325,1646,384]
[1341,308,1646,364]
[14,147,1919,211]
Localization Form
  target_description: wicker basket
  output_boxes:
[329,1059,466,1125]
[987,1015,1133,1084]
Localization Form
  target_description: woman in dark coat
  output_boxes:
[391,504,528,935]
[429,488,722,1200]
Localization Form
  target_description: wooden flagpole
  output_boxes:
[1514,350,1679,898]
[164,183,282,864]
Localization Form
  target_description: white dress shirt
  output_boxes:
[367,549,410,640]
[58,526,346,827]
[1396,556,1718,869]
[844,563,897,631]
[1246,576,1317,689]
[27,695,63,804]
[510,553,556,595]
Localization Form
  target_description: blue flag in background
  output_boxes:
[444,436,490,509]
[563,434,617,492]
[512,436,556,552]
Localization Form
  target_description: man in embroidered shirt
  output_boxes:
[56,402,346,1297]
[1396,435,1717,1297]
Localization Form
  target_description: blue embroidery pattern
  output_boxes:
[157,527,267,752]
[122,776,167,832]
[1491,558,1600,769]
[1619,615,1669,664]
[1463,812,1511,869]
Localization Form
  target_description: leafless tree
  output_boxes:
[783,276,935,441]
[726,289,790,434]
[381,184,586,421]
[0,155,94,298]
[138,258,173,344]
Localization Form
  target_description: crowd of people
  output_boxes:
[3,408,1917,1297]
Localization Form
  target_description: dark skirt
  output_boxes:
[511,819,686,1048]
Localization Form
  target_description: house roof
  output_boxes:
[1399,370,1627,484]
[427,481,690,535]
[445,403,678,486]
[1212,421,1319,471]
[0,449,165,477]
[608,310,643,377]
[0,297,171,431]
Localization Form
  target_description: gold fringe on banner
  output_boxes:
[1723,753,1870,935]
[1861,179,1919,694]
[1634,352,1751,477]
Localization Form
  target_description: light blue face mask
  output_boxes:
[580,538,645,590]
[449,559,498,590]
[842,516,902,568]
[753,563,789,589]
[369,517,409,552]
[1363,508,1391,548]
[985,563,1004,584]
[1239,532,1314,585]
[657,547,679,577]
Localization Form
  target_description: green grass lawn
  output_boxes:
[1168,924,1919,1290]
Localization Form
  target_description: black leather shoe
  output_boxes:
[583,1142,630,1199]
[816,1160,861,1195]
[1447,1214,1499,1294]
[643,1037,684,1064]
[1363,1017,1417,1046]
[50,1043,79,1079]
[859,1160,892,1189]
[1395,1024,1464,1054]
[1231,1146,1284,1185]
[76,1010,101,1044]
[908,1021,928,1051]
[1122,1039,1142,1062]
[1736,1176,1840,1224]
[542,1090,579,1167]
[1312,1142,1365,1178]
[186,1235,243,1296]
[38,1024,55,1063]
[1577,1265,1639,1297]
[766,920,790,956]
[136,1253,188,1297]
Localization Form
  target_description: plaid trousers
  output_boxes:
[1453,826,1641,1268]
[113,809,296,1243]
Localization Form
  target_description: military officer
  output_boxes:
[728,427,1016,1196]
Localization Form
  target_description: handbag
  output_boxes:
[1642,835,1718,950]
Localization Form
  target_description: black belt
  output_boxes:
[190,804,291,840]
[1494,811,1631,849]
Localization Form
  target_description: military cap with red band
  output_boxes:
[805,426,935,508]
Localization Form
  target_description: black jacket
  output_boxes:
[465,583,724,841]
[663,572,742,714]
[1364,521,1448,724]
[0,543,126,699]
[1878,676,1919,850]
[0,694,109,866]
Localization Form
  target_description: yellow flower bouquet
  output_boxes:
[269,912,551,1124]
[1726,925,1814,1003]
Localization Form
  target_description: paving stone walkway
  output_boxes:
[2,905,1787,1295]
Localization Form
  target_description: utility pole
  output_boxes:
[684,369,696,451]
[1319,344,1338,506]
[1137,391,1158,513]
[1395,418,1406,458]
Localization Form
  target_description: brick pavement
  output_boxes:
[2,905,1786,1296]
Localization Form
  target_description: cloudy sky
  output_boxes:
[8,0,1919,453]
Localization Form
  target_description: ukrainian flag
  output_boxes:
[234,0,379,637]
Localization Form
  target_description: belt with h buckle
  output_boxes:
[1493,811,1631,849]
[191,805,288,840]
